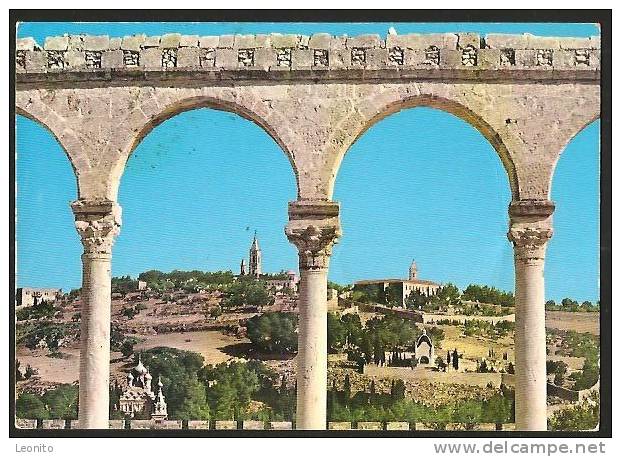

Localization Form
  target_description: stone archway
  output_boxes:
[326,92,519,201]
[15,31,601,431]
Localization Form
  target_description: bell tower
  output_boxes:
[409,259,418,280]
[249,231,262,278]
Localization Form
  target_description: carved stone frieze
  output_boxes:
[461,45,477,66]
[71,200,122,255]
[424,45,440,65]
[313,49,329,67]
[388,47,404,65]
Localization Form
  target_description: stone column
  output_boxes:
[508,200,554,431]
[285,200,341,430]
[71,199,122,429]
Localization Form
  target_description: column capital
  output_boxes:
[71,199,122,255]
[285,200,341,270]
[508,200,554,262]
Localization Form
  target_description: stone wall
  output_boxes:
[15,32,600,75]
[501,374,598,402]
[363,364,504,388]
[16,418,515,431]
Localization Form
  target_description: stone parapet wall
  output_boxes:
[16,418,515,431]
[15,32,600,77]
[501,373,599,402]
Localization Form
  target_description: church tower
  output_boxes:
[249,232,262,278]
[240,258,247,276]
[409,259,418,280]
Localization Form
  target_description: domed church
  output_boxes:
[118,356,168,420]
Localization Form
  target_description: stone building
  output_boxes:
[265,270,299,292]
[414,329,434,365]
[353,260,440,307]
[118,357,167,420]
[15,287,62,308]
[239,234,298,291]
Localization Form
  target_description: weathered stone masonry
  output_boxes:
[15,31,600,431]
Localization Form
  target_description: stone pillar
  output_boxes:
[71,199,122,429]
[285,200,341,430]
[508,200,554,431]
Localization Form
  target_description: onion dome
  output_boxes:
[134,356,148,375]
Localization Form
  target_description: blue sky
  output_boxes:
[15,22,600,302]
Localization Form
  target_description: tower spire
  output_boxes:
[409,259,418,280]
[249,230,262,278]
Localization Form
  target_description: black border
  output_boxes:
[9,9,612,439]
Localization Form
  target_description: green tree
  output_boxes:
[405,290,429,310]
[174,377,211,420]
[327,312,347,353]
[343,374,351,399]
[16,393,49,419]
[222,278,274,309]
[453,399,483,429]
[24,364,37,379]
[111,275,138,294]
[42,384,78,419]
[200,361,261,420]
[435,283,462,307]
[122,306,138,319]
[391,379,406,400]
[482,393,512,424]
[120,340,135,359]
[341,313,363,348]
[549,393,599,431]
[15,360,24,381]
[545,300,557,310]
[139,347,206,419]
[246,312,298,353]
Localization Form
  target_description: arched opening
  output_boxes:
[332,106,513,290]
[328,95,518,200]
[15,114,83,419]
[15,115,81,291]
[543,119,600,430]
[330,106,514,423]
[113,107,299,421]
[546,120,600,305]
[109,96,299,200]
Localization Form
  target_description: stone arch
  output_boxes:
[108,93,300,200]
[327,93,519,200]
[548,114,600,200]
[14,106,84,196]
